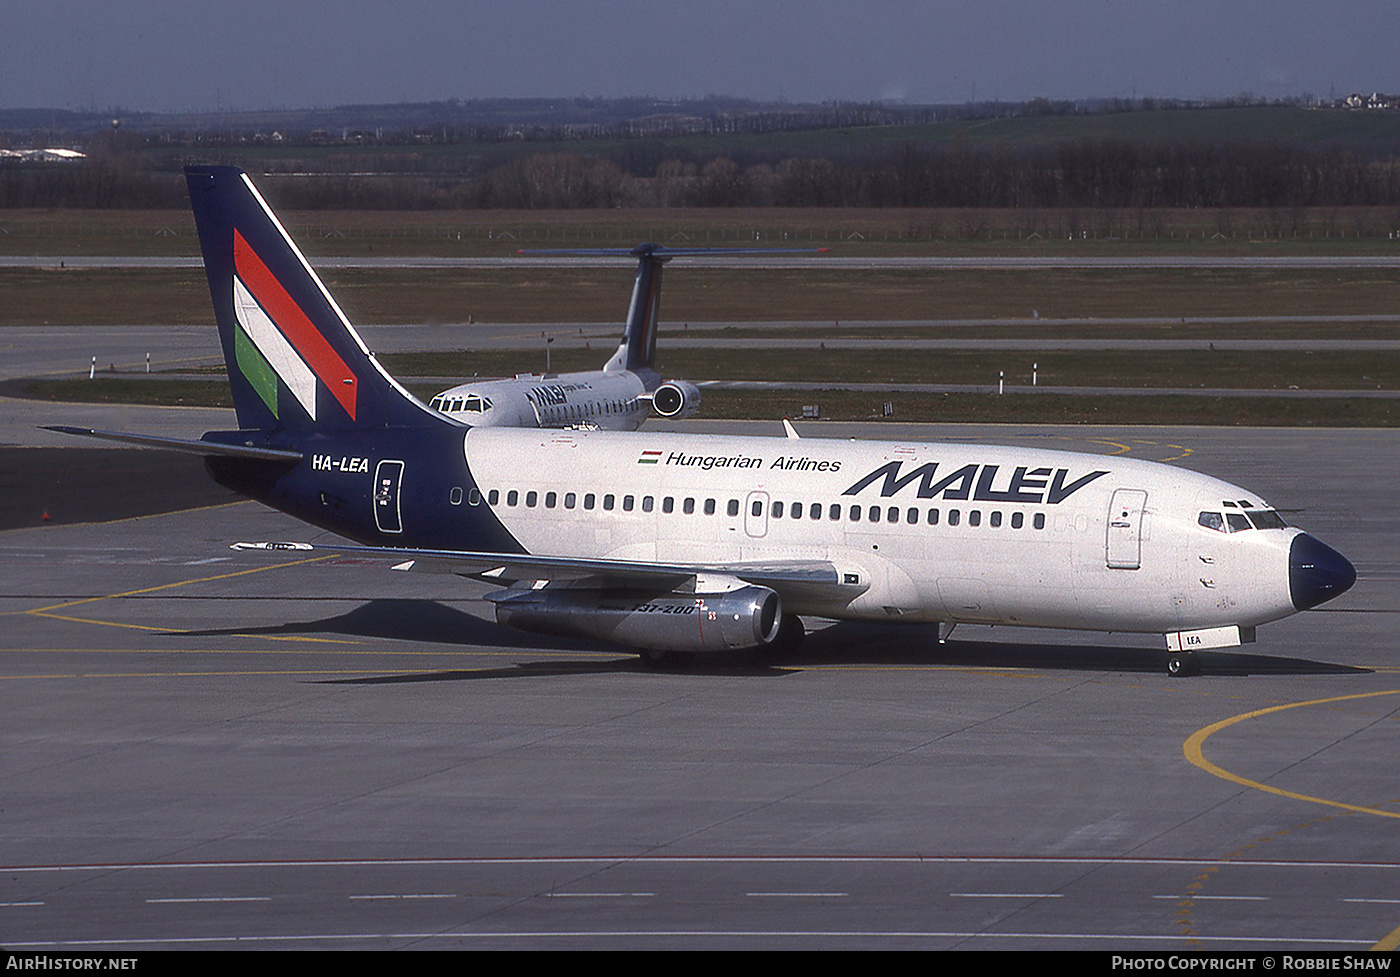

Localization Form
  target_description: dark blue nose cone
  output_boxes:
[1290,534,1357,610]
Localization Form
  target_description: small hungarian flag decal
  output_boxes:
[638,450,663,465]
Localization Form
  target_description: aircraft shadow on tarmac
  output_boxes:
[173,598,1368,683]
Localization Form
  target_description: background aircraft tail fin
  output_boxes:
[521,244,829,381]
[185,165,438,434]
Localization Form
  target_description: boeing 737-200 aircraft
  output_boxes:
[51,166,1357,676]
[427,243,712,429]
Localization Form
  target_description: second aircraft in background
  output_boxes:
[428,244,821,430]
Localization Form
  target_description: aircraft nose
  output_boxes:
[1289,534,1357,610]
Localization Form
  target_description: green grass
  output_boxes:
[13,376,1397,427]
[379,348,1400,393]
[7,265,1400,326]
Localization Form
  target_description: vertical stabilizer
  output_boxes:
[185,166,437,433]
[603,243,667,379]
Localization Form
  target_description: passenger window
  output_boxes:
[623,495,635,512]
[450,487,464,505]
[526,491,538,507]
[869,506,880,523]
[488,489,499,505]
[642,496,654,512]
[584,493,595,509]
[703,499,714,515]
[1011,512,1023,529]
[603,494,615,511]
[545,491,557,508]
[948,509,961,526]
[990,511,1002,527]
[752,500,763,517]
[507,490,518,506]
[907,508,918,525]
[791,502,803,519]
[829,504,841,520]
[810,504,822,521]
[662,497,674,513]
[887,506,899,524]
[849,505,861,522]
[969,510,981,527]
[683,498,695,514]
[728,499,740,517]
[773,501,784,518]
[1033,513,1046,530]
[1198,511,1225,532]
[927,508,939,525]
[564,492,576,509]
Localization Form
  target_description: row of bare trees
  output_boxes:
[4,138,1400,210]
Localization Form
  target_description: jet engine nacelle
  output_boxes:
[493,585,781,653]
[649,380,702,419]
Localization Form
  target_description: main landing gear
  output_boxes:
[1166,651,1202,677]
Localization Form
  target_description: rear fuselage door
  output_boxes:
[1106,488,1148,569]
[373,459,405,534]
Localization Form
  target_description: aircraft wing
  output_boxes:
[230,540,852,595]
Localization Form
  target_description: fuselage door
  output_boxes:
[1106,488,1148,570]
[744,491,770,538]
[373,459,405,534]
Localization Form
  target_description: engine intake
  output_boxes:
[649,380,701,419]
[493,585,781,653]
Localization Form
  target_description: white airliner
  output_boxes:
[51,166,1357,677]
[428,243,794,429]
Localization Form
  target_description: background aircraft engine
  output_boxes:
[650,380,702,419]
[493,585,782,653]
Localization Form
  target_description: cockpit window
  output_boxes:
[1225,512,1252,532]
[1246,509,1288,530]
[1198,511,1225,532]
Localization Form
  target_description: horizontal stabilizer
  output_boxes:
[44,426,303,463]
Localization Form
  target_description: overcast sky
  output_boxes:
[5,1,1397,113]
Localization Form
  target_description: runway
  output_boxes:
[2,418,1398,950]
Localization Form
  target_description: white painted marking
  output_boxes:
[1344,898,1400,904]
[146,896,271,904]
[233,277,317,419]
[0,901,44,907]
[544,892,655,898]
[349,893,458,901]
[746,892,848,898]
[950,892,1064,899]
